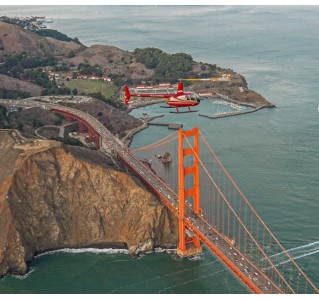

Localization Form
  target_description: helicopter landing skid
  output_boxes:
[169,110,199,114]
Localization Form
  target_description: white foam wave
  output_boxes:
[35,247,177,259]
[154,247,177,253]
[35,247,129,258]
[11,268,35,280]
[187,254,204,261]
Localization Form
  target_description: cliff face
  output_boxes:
[0,130,178,277]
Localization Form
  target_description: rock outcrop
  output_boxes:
[0,130,178,278]
[191,73,274,108]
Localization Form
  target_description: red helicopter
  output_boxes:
[124,82,201,113]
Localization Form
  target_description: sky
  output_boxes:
[5,1,319,6]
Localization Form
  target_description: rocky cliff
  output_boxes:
[0,130,178,278]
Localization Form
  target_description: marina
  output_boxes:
[139,113,183,129]
[211,100,245,111]
[199,105,265,119]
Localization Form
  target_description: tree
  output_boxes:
[32,118,44,128]
[54,119,62,126]
[72,88,78,95]
[73,37,81,44]
[133,47,163,69]
[67,50,75,58]
[132,48,194,81]
[0,105,7,115]
[17,123,24,131]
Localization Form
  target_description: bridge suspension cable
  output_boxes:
[183,131,295,293]
[132,127,318,294]
[197,131,319,294]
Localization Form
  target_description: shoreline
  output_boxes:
[121,122,149,147]
[5,244,178,279]
[126,99,165,113]
[124,100,165,147]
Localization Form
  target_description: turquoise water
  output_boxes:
[0,249,246,294]
[0,5,319,294]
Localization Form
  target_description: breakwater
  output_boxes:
[147,121,183,129]
[199,106,265,119]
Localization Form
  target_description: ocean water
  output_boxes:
[0,5,319,294]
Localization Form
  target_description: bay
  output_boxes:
[0,5,318,294]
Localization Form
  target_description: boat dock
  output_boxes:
[199,106,265,119]
[147,121,183,129]
[139,113,182,129]
[143,114,164,122]
[215,93,258,108]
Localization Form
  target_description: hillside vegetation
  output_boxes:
[36,29,81,44]
[133,47,216,82]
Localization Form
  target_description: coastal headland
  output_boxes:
[0,19,274,110]
[0,129,178,278]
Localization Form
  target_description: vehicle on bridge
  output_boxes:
[123,82,201,113]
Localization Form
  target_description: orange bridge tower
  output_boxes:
[177,126,202,257]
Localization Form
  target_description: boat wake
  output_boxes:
[111,260,220,293]
[157,267,226,293]
[265,241,319,267]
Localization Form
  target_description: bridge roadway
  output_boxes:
[0,99,283,294]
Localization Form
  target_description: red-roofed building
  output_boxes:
[103,76,111,82]
[159,82,171,87]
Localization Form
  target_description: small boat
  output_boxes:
[162,152,172,164]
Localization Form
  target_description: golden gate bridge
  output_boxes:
[1,100,318,294]
[129,126,318,294]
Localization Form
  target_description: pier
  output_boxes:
[215,93,259,108]
[147,121,183,129]
[199,105,265,119]
[142,114,164,122]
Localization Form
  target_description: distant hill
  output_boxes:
[0,21,273,107]
[0,21,84,59]
[0,21,218,82]
[0,74,42,96]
